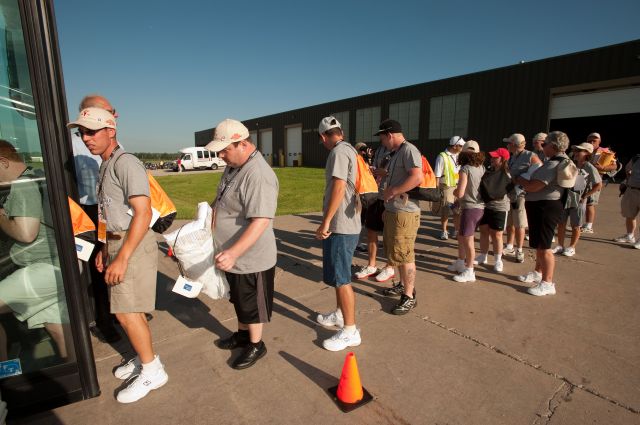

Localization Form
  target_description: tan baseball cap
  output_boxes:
[206,119,250,152]
[572,142,594,154]
[503,133,526,145]
[67,107,116,130]
[463,140,480,152]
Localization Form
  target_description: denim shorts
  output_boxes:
[322,233,359,287]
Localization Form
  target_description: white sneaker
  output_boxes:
[527,281,556,296]
[580,226,594,234]
[493,260,504,273]
[634,242,640,250]
[354,265,377,279]
[562,247,576,257]
[439,231,449,240]
[473,254,488,265]
[114,356,142,380]
[375,267,395,282]
[518,271,542,283]
[116,361,168,403]
[614,234,636,244]
[453,268,476,283]
[322,328,361,352]
[316,310,344,328]
[447,259,465,273]
[503,246,516,255]
[551,245,564,255]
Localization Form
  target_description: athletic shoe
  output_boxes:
[453,268,476,283]
[114,356,142,380]
[450,230,458,239]
[316,310,344,328]
[634,242,640,249]
[391,292,417,315]
[518,271,542,283]
[116,361,168,403]
[375,267,395,282]
[614,234,636,244]
[493,260,504,273]
[515,250,525,263]
[503,246,516,255]
[562,247,576,257]
[322,328,361,351]
[474,254,488,265]
[382,281,405,297]
[580,226,594,234]
[354,265,377,279]
[527,281,556,297]
[551,245,565,255]
[524,234,530,241]
[447,259,465,273]
[439,231,449,240]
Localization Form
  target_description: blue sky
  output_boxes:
[56,0,640,153]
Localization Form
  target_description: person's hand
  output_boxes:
[215,249,238,271]
[105,255,128,286]
[95,247,107,273]
[383,186,397,202]
[372,168,388,178]
[315,222,331,240]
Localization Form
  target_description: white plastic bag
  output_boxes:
[163,202,229,300]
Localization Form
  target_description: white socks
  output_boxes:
[142,355,162,375]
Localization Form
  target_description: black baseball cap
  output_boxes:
[373,119,403,136]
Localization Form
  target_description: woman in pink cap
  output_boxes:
[475,147,512,272]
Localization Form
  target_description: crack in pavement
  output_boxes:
[420,314,640,416]
[532,382,573,425]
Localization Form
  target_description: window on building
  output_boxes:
[389,100,420,140]
[356,106,381,143]
[428,93,470,139]
[331,111,350,142]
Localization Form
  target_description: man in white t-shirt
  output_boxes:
[433,136,465,240]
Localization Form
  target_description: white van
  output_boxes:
[176,147,226,171]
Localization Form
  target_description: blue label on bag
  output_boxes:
[183,283,193,291]
[76,243,83,252]
[0,359,22,379]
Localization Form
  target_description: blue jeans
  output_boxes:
[322,233,359,287]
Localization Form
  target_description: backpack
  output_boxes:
[354,153,379,209]
[407,155,442,202]
[479,168,513,202]
[549,155,579,189]
[113,153,177,233]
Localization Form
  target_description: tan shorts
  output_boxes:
[439,185,456,218]
[382,211,420,266]
[621,187,640,218]
[107,230,158,313]
[508,196,528,228]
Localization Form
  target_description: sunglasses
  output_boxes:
[74,127,106,137]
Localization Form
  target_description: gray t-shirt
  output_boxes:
[508,150,536,179]
[323,142,361,234]
[525,154,568,202]
[98,149,150,232]
[459,164,485,209]
[5,172,57,266]
[580,161,602,192]
[213,153,279,274]
[382,142,422,213]
[625,157,640,187]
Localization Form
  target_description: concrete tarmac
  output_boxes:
[17,184,640,424]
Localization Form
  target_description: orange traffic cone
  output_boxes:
[328,352,373,412]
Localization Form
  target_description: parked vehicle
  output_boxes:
[175,147,226,171]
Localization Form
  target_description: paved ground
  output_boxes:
[16,184,640,424]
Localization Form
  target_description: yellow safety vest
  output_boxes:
[439,152,458,187]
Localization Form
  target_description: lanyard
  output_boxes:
[215,149,259,204]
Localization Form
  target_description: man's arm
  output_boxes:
[516,176,546,193]
[383,168,423,202]
[215,217,271,271]
[104,195,152,285]
[316,177,346,240]
[0,213,39,243]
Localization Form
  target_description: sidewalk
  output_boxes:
[18,185,640,424]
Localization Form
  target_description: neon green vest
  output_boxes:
[439,152,458,187]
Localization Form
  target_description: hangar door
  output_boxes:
[549,87,640,165]
[259,129,273,166]
[286,125,303,167]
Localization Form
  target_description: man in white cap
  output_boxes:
[208,119,279,369]
[315,116,362,351]
[504,133,542,263]
[532,132,547,162]
[434,136,465,240]
[582,132,617,234]
[67,108,167,403]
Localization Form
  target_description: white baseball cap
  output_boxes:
[449,136,465,146]
[206,119,250,152]
[318,116,342,134]
[67,107,116,130]
[587,132,601,140]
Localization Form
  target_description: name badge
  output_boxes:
[97,219,107,244]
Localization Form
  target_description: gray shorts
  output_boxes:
[107,230,158,313]
[508,196,528,228]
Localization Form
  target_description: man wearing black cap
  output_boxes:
[375,119,423,315]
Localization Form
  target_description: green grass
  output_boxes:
[156,167,325,219]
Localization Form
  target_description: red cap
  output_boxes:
[489,147,510,161]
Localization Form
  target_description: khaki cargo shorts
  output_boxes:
[439,184,456,218]
[383,210,420,266]
[507,195,528,228]
[621,187,640,218]
[107,229,158,313]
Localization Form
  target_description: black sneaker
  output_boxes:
[391,292,417,315]
[382,281,405,297]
